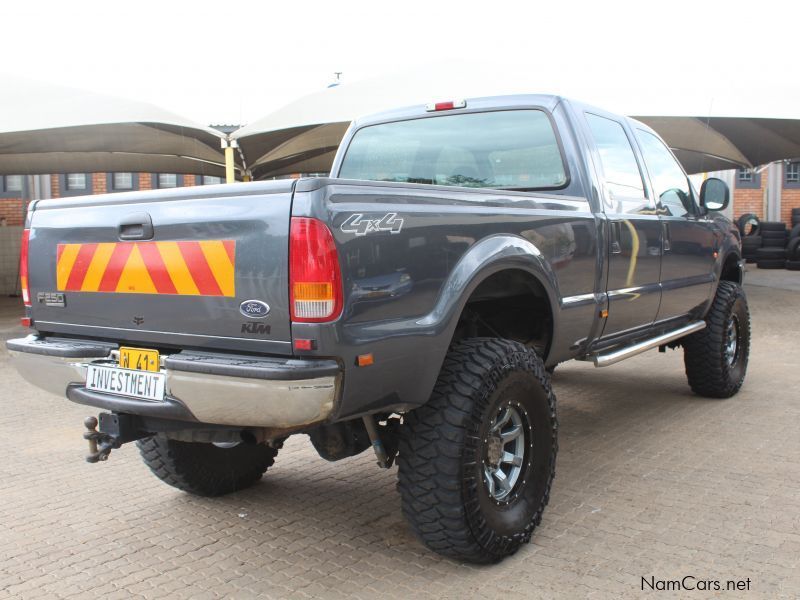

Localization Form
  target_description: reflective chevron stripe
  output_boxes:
[56,240,236,297]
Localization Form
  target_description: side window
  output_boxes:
[585,113,647,209]
[636,130,694,217]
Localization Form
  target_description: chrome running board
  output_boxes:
[588,321,706,367]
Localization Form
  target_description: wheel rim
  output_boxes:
[212,441,240,449]
[483,403,530,502]
[725,315,739,366]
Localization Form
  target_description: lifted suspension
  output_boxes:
[362,415,400,469]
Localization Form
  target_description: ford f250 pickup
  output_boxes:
[7,94,750,563]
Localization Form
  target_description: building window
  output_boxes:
[5,175,23,193]
[785,162,800,188]
[735,168,760,189]
[1,174,25,198]
[157,173,178,188]
[202,176,222,185]
[66,173,88,191]
[112,173,134,190]
[58,173,93,196]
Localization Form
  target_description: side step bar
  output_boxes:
[588,321,706,367]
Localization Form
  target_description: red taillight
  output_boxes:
[289,217,342,323]
[20,229,30,307]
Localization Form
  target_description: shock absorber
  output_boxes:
[362,415,392,468]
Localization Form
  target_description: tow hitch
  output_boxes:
[82,413,143,463]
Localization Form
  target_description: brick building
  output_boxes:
[0,172,223,226]
[729,161,800,225]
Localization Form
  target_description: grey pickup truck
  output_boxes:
[8,94,749,564]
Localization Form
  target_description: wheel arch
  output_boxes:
[436,235,560,362]
[719,250,743,284]
[331,235,562,420]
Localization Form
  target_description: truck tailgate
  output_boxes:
[26,181,294,355]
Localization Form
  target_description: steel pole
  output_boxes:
[224,146,235,184]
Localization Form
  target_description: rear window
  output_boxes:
[338,110,567,191]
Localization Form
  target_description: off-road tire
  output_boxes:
[755,247,787,259]
[683,281,750,398]
[736,213,759,236]
[759,221,786,232]
[137,436,279,496]
[786,260,800,271]
[741,235,761,249]
[397,338,557,564]
[761,233,787,248]
[787,237,800,260]
[757,259,786,269]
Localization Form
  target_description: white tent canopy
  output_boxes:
[233,64,800,178]
[0,75,230,177]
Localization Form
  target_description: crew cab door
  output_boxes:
[583,112,663,337]
[633,128,717,321]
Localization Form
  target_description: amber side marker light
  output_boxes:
[357,353,374,367]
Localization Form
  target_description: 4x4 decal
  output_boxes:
[340,213,404,236]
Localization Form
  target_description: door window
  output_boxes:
[585,113,646,210]
[636,130,695,217]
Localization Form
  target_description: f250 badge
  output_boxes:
[340,213,403,236]
[37,292,66,307]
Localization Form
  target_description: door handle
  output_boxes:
[662,222,671,252]
[610,221,622,254]
[119,212,154,240]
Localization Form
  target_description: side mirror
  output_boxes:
[699,177,730,211]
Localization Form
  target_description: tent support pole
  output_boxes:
[221,138,238,183]
[225,146,235,183]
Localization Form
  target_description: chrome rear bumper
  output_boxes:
[7,335,340,429]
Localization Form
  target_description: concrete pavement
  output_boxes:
[0,273,798,599]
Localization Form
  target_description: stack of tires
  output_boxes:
[788,214,800,271]
[737,214,761,263]
[756,221,789,269]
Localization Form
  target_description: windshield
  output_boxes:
[338,109,567,191]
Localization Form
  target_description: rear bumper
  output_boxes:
[6,335,341,429]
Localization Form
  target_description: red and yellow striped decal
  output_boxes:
[56,240,236,297]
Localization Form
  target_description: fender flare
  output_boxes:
[418,234,561,349]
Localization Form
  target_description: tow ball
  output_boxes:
[83,416,121,463]
[82,413,143,463]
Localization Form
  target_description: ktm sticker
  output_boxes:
[56,240,235,297]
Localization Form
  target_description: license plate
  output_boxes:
[86,364,166,401]
[119,347,160,372]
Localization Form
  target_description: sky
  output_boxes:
[2,0,798,127]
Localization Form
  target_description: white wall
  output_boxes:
[0,226,23,296]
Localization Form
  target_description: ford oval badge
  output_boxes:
[240,300,270,319]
